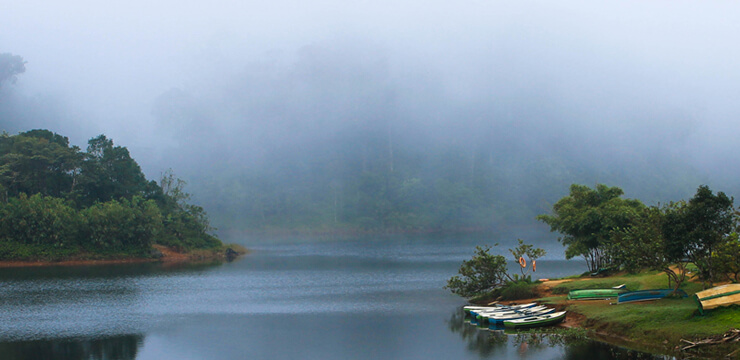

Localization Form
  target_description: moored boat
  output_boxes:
[486,306,555,324]
[567,288,626,300]
[475,305,548,322]
[617,289,687,304]
[503,311,567,329]
[465,302,537,316]
[694,284,740,314]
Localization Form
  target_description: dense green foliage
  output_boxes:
[445,245,511,298]
[664,186,735,286]
[0,129,221,260]
[542,183,740,287]
[537,184,645,272]
[610,205,690,293]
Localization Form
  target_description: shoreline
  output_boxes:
[492,278,740,358]
[0,244,247,268]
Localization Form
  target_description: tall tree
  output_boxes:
[663,185,735,287]
[537,184,645,272]
[0,130,82,199]
[610,204,690,294]
[77,135,148,205]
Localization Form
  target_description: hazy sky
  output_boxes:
[3,1,740,187]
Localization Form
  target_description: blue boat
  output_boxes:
[616,289,688,304]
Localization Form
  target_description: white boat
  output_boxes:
[503,311,567,329]
[464,302,536,316]
[486,307,555,324]
[476,304,547,316]
[471,305,545,319]
[476,305,550,323]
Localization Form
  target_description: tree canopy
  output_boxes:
[0,129,222,260]
[537,184,645,272]
[662,185,735,286]
[543,183,740,288]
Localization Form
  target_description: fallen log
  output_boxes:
[678,329,740,355]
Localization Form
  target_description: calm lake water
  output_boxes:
[0,234,673,359]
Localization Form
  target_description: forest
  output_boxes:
[0,129,221,260]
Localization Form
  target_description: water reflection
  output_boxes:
[0,262,225,341]
[0,237,679,359]
[0,334,143,360]
[447,308,509,356]
[0,261,224,281]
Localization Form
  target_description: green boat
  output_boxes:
[503,311,567,329]
[567,288,626,300]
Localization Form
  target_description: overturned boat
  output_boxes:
[567,288,626,300]
[617,289,688,304]
[694,284,740,314]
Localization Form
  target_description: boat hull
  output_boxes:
[617,289,687,304]
[567,289,626,300]
[466,302,536,317]
[694,284,740,314]
[503,311,567,329]
[476,305,548,322]
[488,307,555,324]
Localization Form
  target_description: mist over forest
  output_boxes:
[2,1,740,235]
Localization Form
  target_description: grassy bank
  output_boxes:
[533,271,740,358]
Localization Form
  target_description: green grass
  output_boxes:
[550,270,704,295]
[541,269,740,358]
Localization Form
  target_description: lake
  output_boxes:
[0,234,674,359]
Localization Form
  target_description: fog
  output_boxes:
[3,1,740,232]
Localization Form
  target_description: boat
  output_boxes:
[567,288,627,300]
[486,306,555,324]
[475,305,548,321]
[475,305,547,323]
[694,284,740,314]
[617,289,687,304]
[503,311,567,329]
[465,302,537,316]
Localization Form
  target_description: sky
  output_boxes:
[3,1,740,212]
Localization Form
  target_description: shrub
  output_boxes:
[500,281,539,300]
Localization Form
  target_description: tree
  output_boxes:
[155,169,219,249]
[509,239,546,277]
[663,185,735,287]
[713,233,740,283]
[0,53,26,86]
[80,196,162,254]
[77,135,148,205]
[610,204,690,294]
[537,184,645,272]
[0,130,82,199]
[0,193,80,259]
[445,245,512,298]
